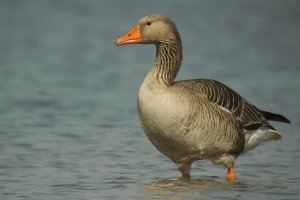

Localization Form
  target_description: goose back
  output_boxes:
[173,79,274,131]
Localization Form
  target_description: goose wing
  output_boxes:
[174,79,272,130]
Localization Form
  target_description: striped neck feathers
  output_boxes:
[152,39,183,86]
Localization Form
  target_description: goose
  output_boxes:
[115,14,290,181]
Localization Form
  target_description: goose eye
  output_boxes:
[146,21,152,26]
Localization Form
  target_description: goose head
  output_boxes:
[116,14,180,46]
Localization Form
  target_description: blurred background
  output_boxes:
[0,1,299,199]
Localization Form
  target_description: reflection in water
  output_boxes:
[141,178,296,200]
[142,177,240,200]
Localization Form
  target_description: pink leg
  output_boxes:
[227,167,236,181]
[176,162,192,178]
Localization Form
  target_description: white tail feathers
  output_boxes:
[268,130,282,140]
[243,127,282,153]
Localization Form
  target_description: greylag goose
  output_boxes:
[115,14,290,181]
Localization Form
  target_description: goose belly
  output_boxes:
[137,88,241,163]
[137,99,200,162]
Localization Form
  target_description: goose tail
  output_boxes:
[243,127,282,153]
[262,110,291,124]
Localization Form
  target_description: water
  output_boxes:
[0,0,300,199]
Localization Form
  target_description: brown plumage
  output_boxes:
[116,14,290,180]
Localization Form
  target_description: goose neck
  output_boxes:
[152,41,183,86]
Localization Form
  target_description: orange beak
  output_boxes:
[115,25,143,46]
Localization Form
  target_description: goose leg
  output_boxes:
[227,167,236,181]
[176,162,191,178]
[210,154,237,181]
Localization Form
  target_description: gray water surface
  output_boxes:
[1,1,300,199]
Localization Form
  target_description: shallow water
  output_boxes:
[0,1,300,199]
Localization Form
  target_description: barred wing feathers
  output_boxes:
[174,79,274,130]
